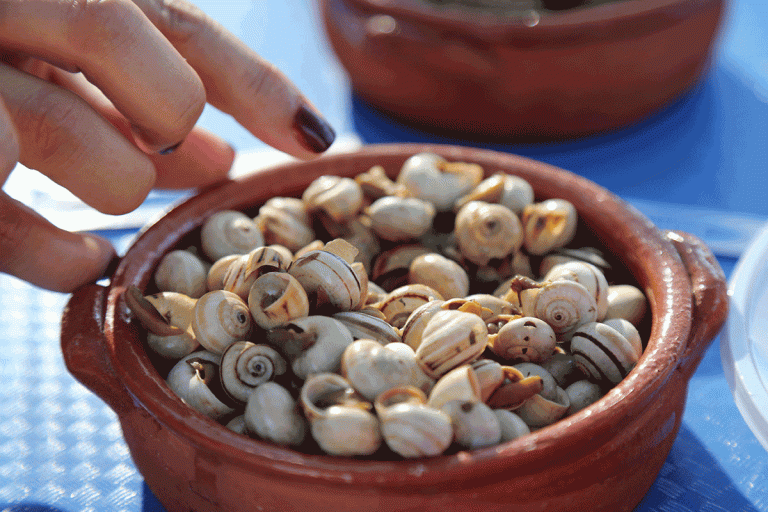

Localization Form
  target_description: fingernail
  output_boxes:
[293,105,336,153]
[159,140,184,155]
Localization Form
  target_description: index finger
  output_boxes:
[0,0,206,153]
[133,0,336,160]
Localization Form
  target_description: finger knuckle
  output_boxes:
[15,88,88,169]
[151,0,208,47]
[66,0,141,58]
[241,62,282,105]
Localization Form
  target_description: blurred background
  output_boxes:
[1,0,767,511]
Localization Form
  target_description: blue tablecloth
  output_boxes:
[1,0,767,510]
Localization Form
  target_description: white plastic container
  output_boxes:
[721,221,768,452]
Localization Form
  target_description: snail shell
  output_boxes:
[415,309,488,379]
[289,247,363,312]
[254,197,315,252]
[494,409,531,442]
[603,318,643,356]
[520,280,598,340]
[374,386,453,458]
[302,175,364,223]
[541,352,583,388]
[605,284,647,326]
[147,332,199,360]
[565,379,604,415]
[270,315,355,380]
[300,373,381,456]
[200,210,264,262]
[396,152,483,211]
[569,321,642,385]
[441,400,502,450]
[408,253,470,300]
[454,201,524,266]
[521,199,578,256]
[207,254,241,292]
[332,311,402,344]
[248,272,310,330]
[427,364,482,410]
[367,196,437,242]
[341,340,433,401]
[399,299,445,350]
[470,359,505,402]
[192,290,252,354]
[488,316,557,364]
[543,261,609,321]
[354,164,408,199]
[166,351,235,420]
[220,341,287,403]
[244,381,306,446]
[373,284,444,330]
[154,249,207,298]
[515,386,571,428]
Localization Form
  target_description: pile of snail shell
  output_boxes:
[125,152,649,459]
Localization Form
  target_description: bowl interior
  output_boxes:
[104,143,692,485]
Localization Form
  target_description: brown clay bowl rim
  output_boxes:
[335,0,723,44]
[105,143,692,488]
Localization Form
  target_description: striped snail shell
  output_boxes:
[289,245,363,312]
[248,272,310,330]
[332,311,402,344]
[373,284,444,330]
[374,386,453,458]
[569,321,642,385]
[192,290,252,354]
[415,309,488,379]
[220,341,287,403]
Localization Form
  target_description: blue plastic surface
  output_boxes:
[1,0,768,510]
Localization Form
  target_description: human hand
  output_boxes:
[0,0,336,293]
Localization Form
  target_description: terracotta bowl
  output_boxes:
[321,0,726,140]
[60,144,728,512]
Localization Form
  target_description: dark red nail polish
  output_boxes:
[293,105,336,153]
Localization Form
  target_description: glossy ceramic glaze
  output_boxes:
[60,144,728,512]
[321,0,726,139]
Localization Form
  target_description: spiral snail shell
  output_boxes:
[192,290,252,354]
[374,386,453,458]
[220,341,287,403]
[520,280,598,341]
